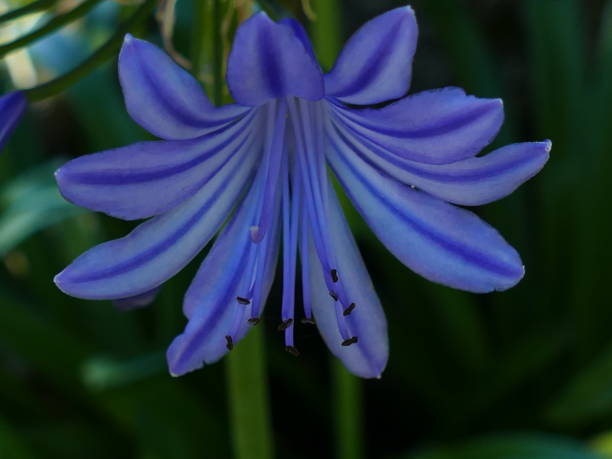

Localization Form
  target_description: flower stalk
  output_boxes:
[226,326,274,459]
[0,0,60,24]
[311,4,365,457]
[333,360,364,459]
[25,0,157,102]
[195,3,275,457]
[0,0,103,59]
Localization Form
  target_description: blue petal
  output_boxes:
[330,87,504,165]
[329,120,551,205]
[279,18,316,60]
[55,110,256,220]
[114,287,160,311]
[327,135,525,293]
[306,186,388,379]
[119,35,249,139]
[54,145,258,300]
[324,7,417,105]
[167,180,281,376]
[226,13,324,106]
[0,91,26,152]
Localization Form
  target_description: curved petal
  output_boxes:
[279,18,316,60]
[306,187,388,378]
[329,120,551,205]
[330,87,504,164]
[167,178,281,376]
[113,287,161,311]
[119,35,249,139]
[54,144,258,300]
[327,133,525,293]
[0,91,26,152]
[226,13,324,106]
[324,6,417,105]
[55,111,257,220]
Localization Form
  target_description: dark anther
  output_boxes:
[329,291,339,301]
[301,318,316,325]
[285,346,300,357]
[225,335,234,350]
[343,303,356,316]
[236,296,251,305]
[331,269,339,283]
[341,336,359,347]
[277,318,294,332]
[248,317,261,325]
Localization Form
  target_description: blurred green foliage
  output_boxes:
[1,0,612,458]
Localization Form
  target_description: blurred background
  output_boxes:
[1,0,611,458]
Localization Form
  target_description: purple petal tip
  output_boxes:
[53,271,67,293]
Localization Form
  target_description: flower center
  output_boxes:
[225,97,360,356]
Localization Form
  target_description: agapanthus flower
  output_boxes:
[0,91,26,152]
[54,6,550,378]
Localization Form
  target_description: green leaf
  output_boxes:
[0,291,91,385]
[546,343,612,427]
[0,160,84,255]
[0,416,36,459]
[82,352,166,391]
[408,434,605,459]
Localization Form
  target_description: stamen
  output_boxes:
[343,303,356,316]
[236,296,251,305]
[288,99,333,274]
[225,335,234,350]
[277,318,293,331]
[298,179,314,323]
[285,346,300,357]
[248,204,280,320]
[301,318,316,325]
[250,100,288,243]
[288,98,357,346]
[341,336,359,347]
[281,155,300,349]
[329,299,353,341]
[248,317,261,325]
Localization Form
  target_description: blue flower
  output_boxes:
[0,91,26,152]
[54,7,550,378]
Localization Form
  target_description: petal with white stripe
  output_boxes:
[329,121,551,206]
[54,146,258,300]
[325,7,417,105]
[167,178,280,376]
[330,87,504,165]
[56,112,257,220]
[226,13,324,106]
[119,35,249,139]
[327,136,525,293]
[307,186,388,379]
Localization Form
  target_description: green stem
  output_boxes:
[256,0,281,20]
[0,0,60,24]
[311,0,341,70]
[310,2,364,455]
[211,0,223,105]
[226,326,274,459]
[25,0,157,102]
[332,360,364,459]
[0,0,103,59]
[190,0,209,83]
[194,6,274,457]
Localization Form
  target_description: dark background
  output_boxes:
[1,0,611,457]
